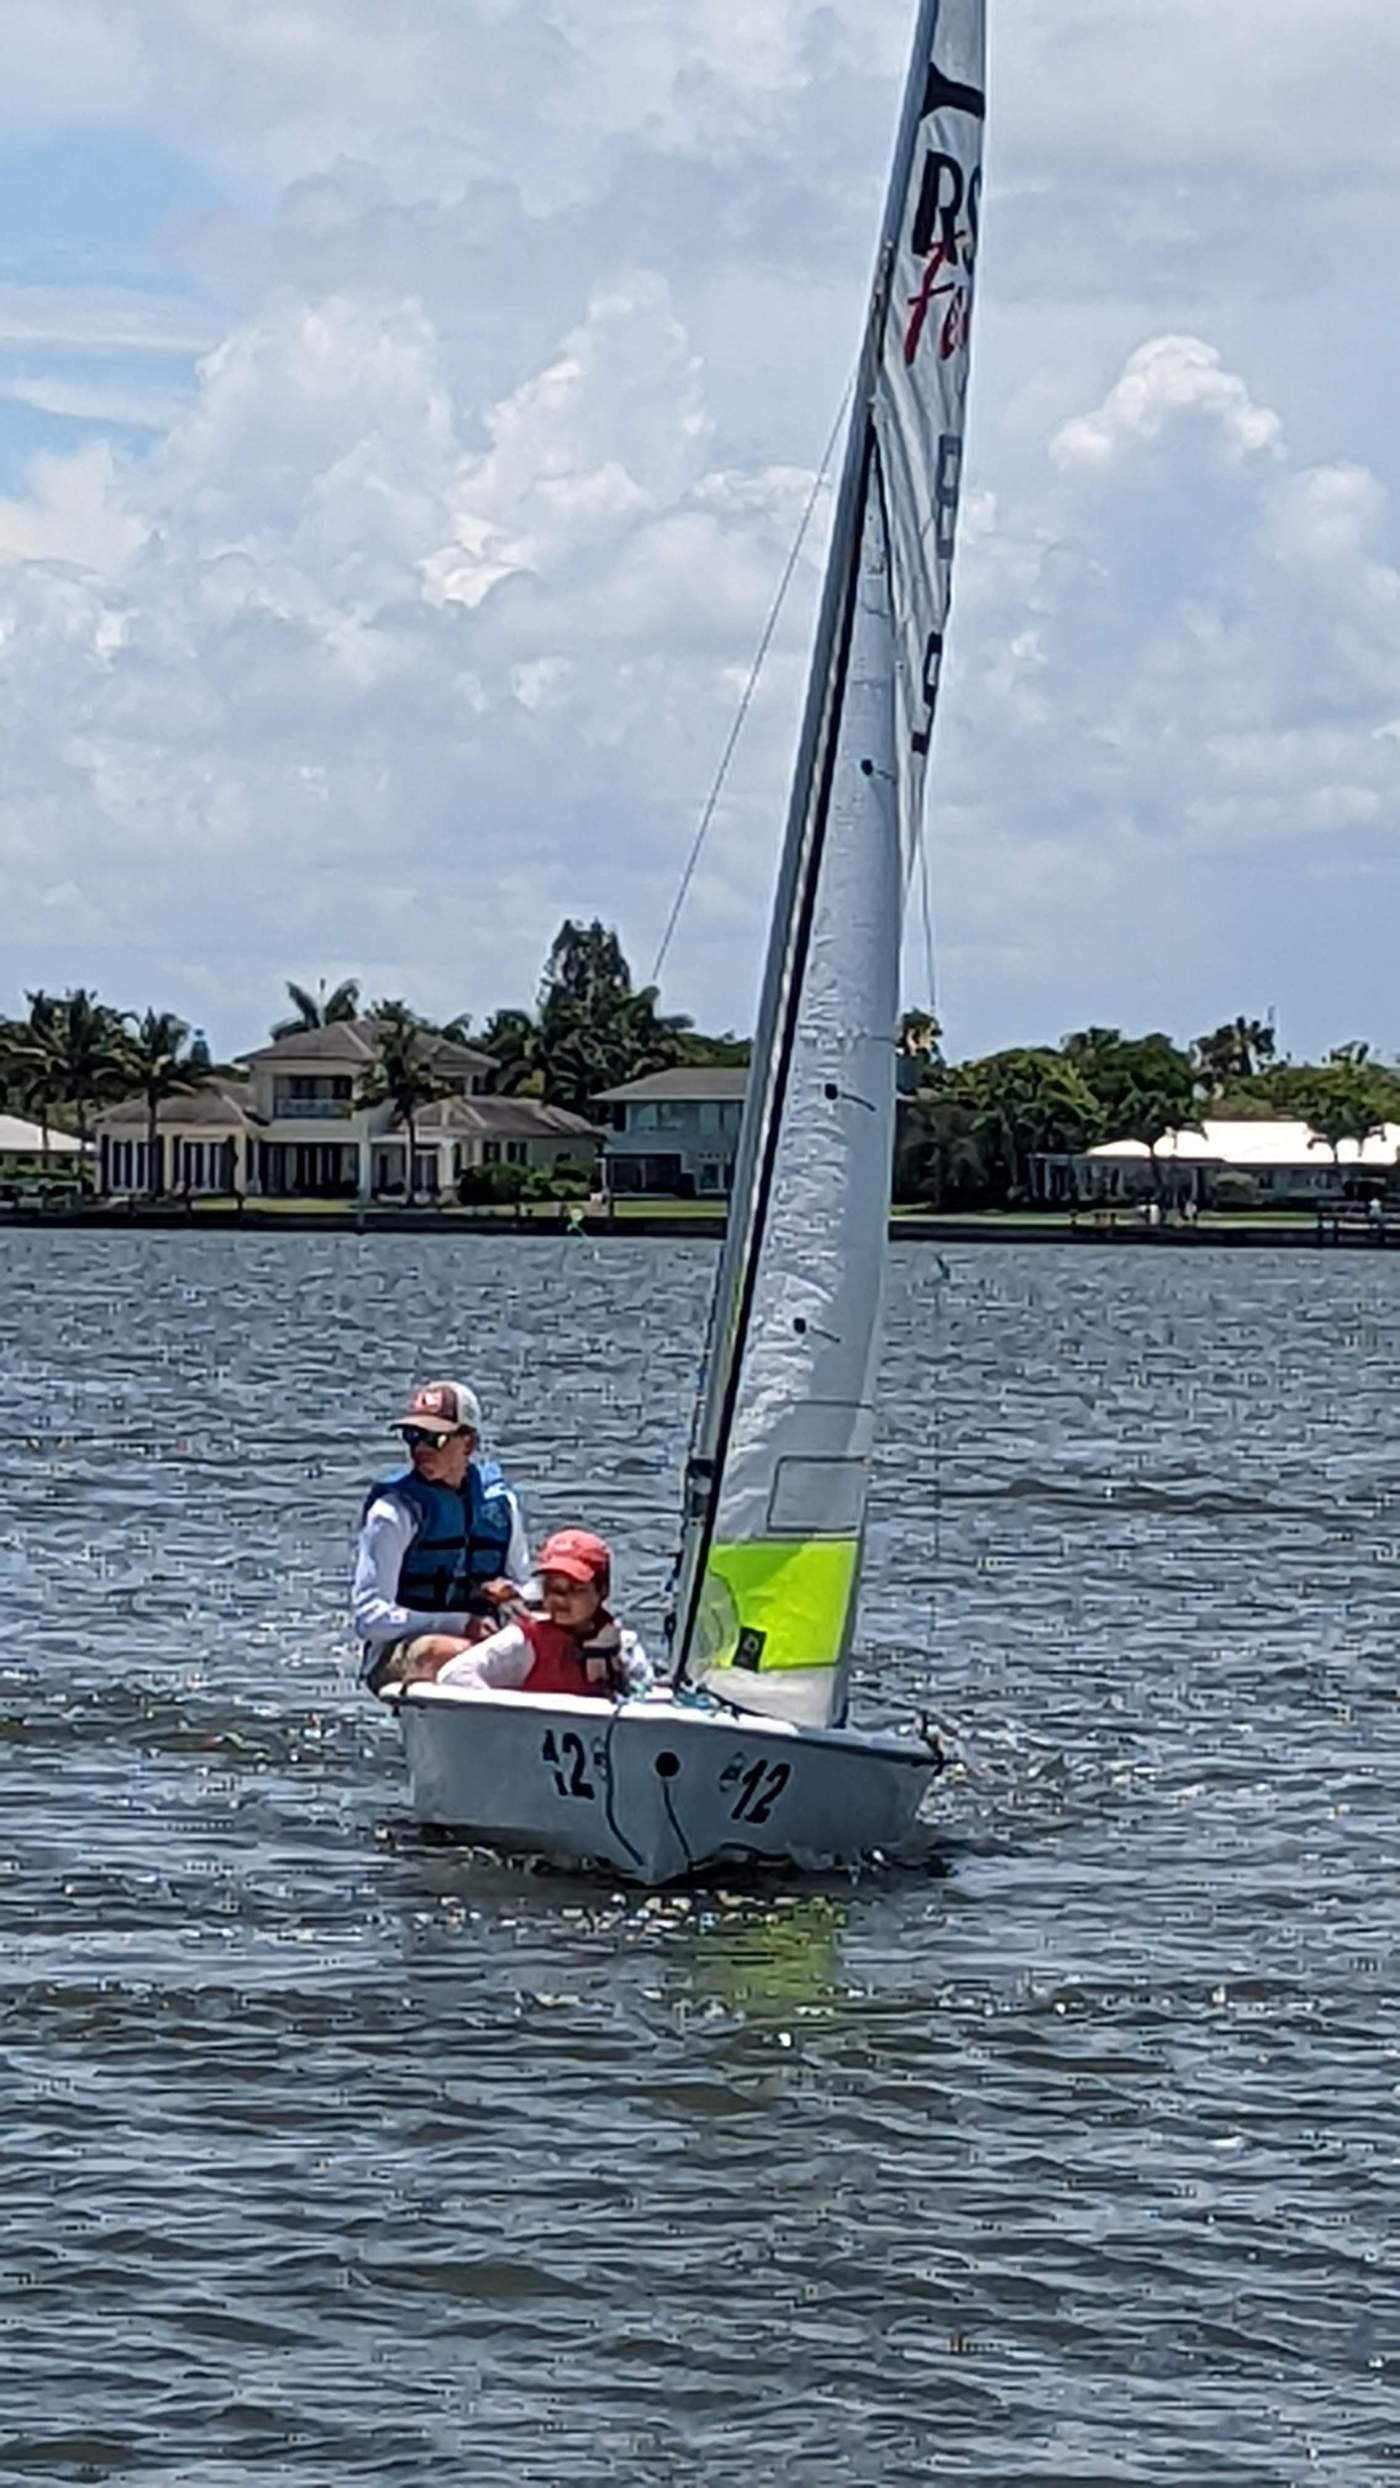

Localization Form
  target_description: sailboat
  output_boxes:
[384,0,986,1882]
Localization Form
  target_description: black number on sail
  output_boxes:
[912,628,944,756]
[729,1760,792,1825]
[542,1729,595,1801]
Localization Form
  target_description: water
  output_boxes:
[3,1232,1397,2484]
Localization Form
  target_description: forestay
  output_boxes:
[675,0,986,1729]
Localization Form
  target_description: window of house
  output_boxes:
[506,1142,528,1166]
[275,1075,352,1115]
[483,1140,501,1164]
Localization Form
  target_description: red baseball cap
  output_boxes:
[537,1528,611,1586]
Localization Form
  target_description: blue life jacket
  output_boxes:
[366,1458,516,1615]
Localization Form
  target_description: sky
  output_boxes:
[3,0,1400,1064]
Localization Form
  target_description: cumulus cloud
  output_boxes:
[930,329,1400,1046]
[1050,338,1284,472]
[0,269,831,1035]
[3,2,1400,1057]
[0,443,146,570]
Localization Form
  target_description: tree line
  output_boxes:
[4,961,1394,1209]
[897,1017,1400,1208]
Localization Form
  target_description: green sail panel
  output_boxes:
[698,1536,862,1675]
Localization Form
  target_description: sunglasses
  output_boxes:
[401,1425,456,1450]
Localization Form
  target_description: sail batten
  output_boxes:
[674,0,985,1729]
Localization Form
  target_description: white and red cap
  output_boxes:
[395,1379,483,1440]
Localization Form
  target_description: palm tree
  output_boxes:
[116,1010,211,1197]
[4,991,64,1163]
[17,988,125,1175]
[1111,1087,1205,1202]
[1296,1053,1390,1175]
[271,977,361,1039]
[480,1007,545,1097]
[355,1005,450,1201]
[52,988,127,1157]
[6,996,62,1174]
[1192,1015,1278,1093]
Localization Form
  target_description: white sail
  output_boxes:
[878,0,986,844]
[675,0,985,1729]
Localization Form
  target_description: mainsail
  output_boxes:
[673,0,986,1728]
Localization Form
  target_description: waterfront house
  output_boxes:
[94,1021,599,1200]
[237,1020,495,1198]
[0,1112,85,1169]
[1035,1119,1400,1208]
[382,1094,601,1199]
[597,1068,748,1197]
[97,1078,259,1196]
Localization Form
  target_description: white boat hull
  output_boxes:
[387,1687,940,1885]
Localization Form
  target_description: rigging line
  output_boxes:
[650,381,855,991]
[918,820,939,1019]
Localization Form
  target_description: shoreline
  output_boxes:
[1,1202,1396,1251]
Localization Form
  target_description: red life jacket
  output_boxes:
[518,1610,619,1701]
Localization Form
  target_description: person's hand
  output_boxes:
[481,1577,518,1607]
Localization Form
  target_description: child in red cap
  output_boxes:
[412,1528,654,1702]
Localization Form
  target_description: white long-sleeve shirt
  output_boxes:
[436,1618,653,1698]
[352,1478,530,1655]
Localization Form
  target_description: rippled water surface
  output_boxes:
[3,1232,1398,2484]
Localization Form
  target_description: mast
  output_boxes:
[672,0,952,1682]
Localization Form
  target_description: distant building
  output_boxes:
[596,1068,748,1197]
[94,1021,600,1200]
[1036,1119,1400,1208]
[97,1079,256,1197]
[237,1020,494,1198]
[395,1094,601,1200]
[0,1113,85,1169]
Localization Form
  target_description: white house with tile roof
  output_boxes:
[94,1022,600,1200]
[96,1078,258,1197]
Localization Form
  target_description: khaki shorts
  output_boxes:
[365,1622,493,1694]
